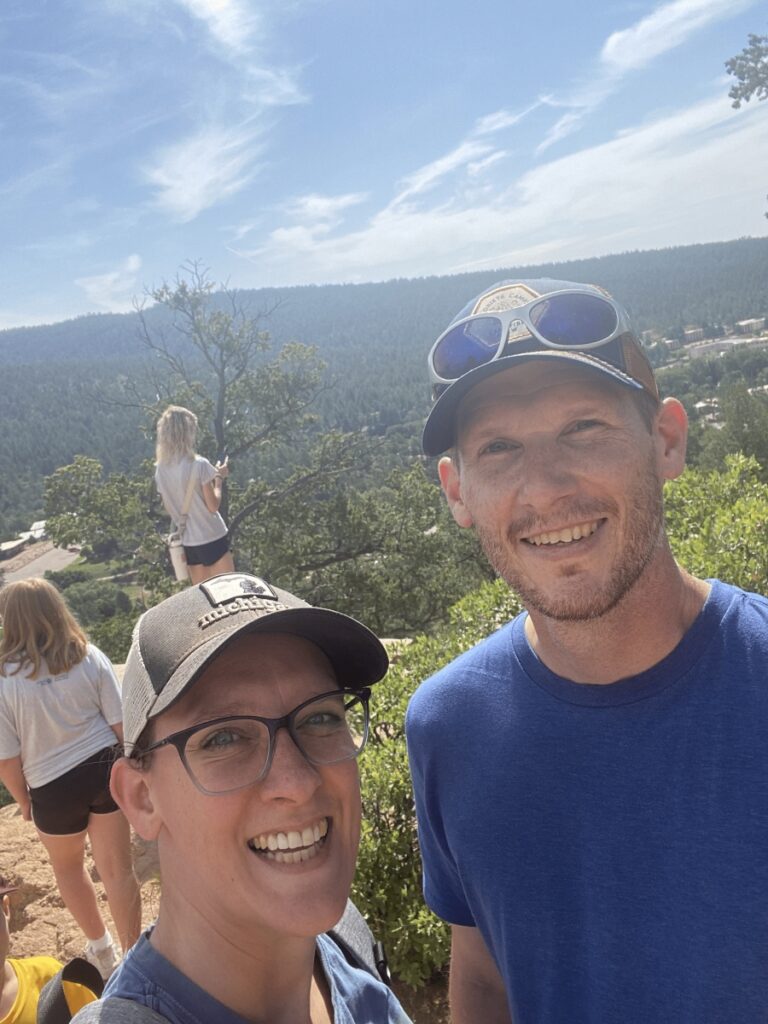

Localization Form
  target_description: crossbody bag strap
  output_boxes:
[176,464,198,541]
[36,958,104,1024]
[327,898,391,987]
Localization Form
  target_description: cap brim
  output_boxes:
[149,606,389,721]
[422,349,644,457]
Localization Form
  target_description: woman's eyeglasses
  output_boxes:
[133,688,370,795]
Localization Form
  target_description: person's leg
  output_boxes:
[196,550,235,582]
[87,810,142,951]
[186,561,208,584]
[36,828,107,941]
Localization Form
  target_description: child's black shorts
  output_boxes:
[29,745,120,835]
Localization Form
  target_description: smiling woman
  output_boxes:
[70,573,411,1024]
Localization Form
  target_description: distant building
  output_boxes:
[0,538,26,561]
[29,520,47,540]
[683,326,705,344]
[688,339,736,360]
[736,318,766,334]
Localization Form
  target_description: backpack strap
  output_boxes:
[327,899,391,987]
[42,994,167,1024]
[36,958,104,1024]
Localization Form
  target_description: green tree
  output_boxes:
[694,384,768,479]
[234,458,491,635]
[726,33,768,216]
[726,33,768,107]
[44,456,160,562]
[130,262,329,522]
[63,580,132,626]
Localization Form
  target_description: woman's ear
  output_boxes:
[110,758,163,842]
[438,456,474,529]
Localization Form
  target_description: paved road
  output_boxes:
[4,546,81,582]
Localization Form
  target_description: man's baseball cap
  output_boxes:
[422,278,659,456]
[122,573,389,751]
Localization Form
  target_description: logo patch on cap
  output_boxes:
[472,282,539,315]
[200,574,278,608]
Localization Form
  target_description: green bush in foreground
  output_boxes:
[353,579,522,986]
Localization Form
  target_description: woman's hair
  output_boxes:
[0,579,88,678]
[155,405,198,464]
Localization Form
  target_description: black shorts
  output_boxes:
[29,745,120,836]
[184,532,230,566]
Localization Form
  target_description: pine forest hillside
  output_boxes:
[1,236,767,537]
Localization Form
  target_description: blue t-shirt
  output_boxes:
[100,930,410,1024]
[406,580,768,1024]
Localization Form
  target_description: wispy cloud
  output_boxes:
[75,254,143,311]
[171,0,263,56]
[390,140,498,208]
[242,65,307,107]
[284,192,368,221]
[601,0,756,74]
[536,0,759,153]
[238,94,768,287]
[473,103,542,136]
[144,122,264,221]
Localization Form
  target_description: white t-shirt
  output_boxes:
[155,455,227,547]
[0,644,123,788]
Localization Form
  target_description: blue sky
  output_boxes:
[1,0,766,328]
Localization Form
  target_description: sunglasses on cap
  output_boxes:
[428,288,638,387]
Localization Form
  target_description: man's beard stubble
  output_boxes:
[474,452,667,623]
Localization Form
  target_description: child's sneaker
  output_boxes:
[83,931,119,980]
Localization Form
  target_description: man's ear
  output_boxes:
[110,758,162,842]
[654,398,688,482]
[438,456,473,529]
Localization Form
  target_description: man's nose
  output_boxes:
[516,441,578,509]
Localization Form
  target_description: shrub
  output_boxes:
[88,611,138,665]
[63,580,132,626]
[352,578,522,986]
[44,568,91,590]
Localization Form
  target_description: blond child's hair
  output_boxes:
[0,579,88,678]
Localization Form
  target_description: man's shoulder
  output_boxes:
[407,614,524,721]
[709,578,768,627]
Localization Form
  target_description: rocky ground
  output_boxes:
[0,803,160,962]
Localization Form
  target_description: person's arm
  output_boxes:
[202,457,229,514]
[450,924,512,1024]
[0,755,31,821]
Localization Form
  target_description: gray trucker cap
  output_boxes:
[121,572,389,751]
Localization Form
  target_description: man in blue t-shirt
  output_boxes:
[406,279,768,1024]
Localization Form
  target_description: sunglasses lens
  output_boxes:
[530,293,618,348]
[433,317,503,379]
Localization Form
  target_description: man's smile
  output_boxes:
[521,519,602,547]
